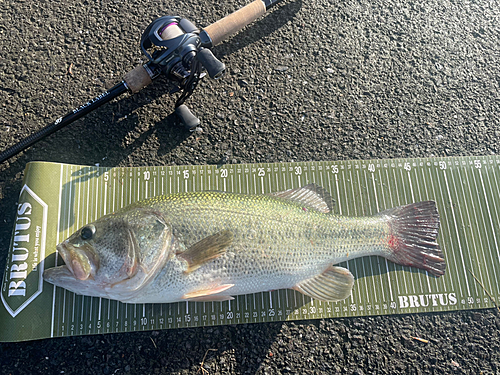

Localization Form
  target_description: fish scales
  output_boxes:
[43,184,445,304]
[132,191,389,302]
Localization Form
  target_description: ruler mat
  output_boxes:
[1,156,500,342]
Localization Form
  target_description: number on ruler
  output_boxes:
[295,166,302,175]
[104,172,109,181]
[332,165,339,174]
[143,171,150,181]
[183,170,190,179]
[404,162,411,171]
[220,169,228,178]
[258,168,265,177]
[439,161,447,170]
[368,164,375,173]
[474,160,482,169]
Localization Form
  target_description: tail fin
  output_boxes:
[379,201,446,276]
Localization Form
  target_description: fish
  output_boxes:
[43,184,445,304]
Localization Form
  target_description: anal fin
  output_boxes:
[293,266,354,302]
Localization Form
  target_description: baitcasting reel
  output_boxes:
[0,0,281,163]
[138,16,226,129]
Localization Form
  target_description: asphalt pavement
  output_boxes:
[1,0,499,373]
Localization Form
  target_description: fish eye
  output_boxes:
[80,225,95,241]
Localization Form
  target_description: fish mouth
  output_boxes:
[55,241,94,280]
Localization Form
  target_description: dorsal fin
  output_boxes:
[268,184,334,213]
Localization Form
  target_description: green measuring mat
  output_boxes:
[1,156,500,342]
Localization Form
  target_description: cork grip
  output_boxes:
[123,65,153,94]
[204,0,267,46]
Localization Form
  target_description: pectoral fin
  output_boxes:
[182,284,235,301]
[178,230,233,274]
[293,266,354,302]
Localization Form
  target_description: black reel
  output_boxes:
[140,16,226,130]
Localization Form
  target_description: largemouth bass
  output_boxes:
[43,184,445,303]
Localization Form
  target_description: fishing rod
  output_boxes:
[0,0,282,164]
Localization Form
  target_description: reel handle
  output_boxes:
[175,105,201,130]
[197,48,226,79]
[203,0,267,46]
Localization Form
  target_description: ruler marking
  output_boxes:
[357,168,369,304]
[407,166,425,296]
[41,157,500,337]
[428,164,456,295]
[473,167,500,292]
[440,169,468,296]
[364,169,377,305]
[485,162,500,297]
[414,164,433,293]
[341,169,353,304]
[456,167,483,296]
[392,169,403,300]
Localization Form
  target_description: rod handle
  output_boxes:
[123,65,153,94]
[203,0,266,46]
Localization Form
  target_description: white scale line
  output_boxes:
[364,170,378,304]
[73,173,82,324]
[382,169,394,302]
[414,165,433,293]
[391,169,403,299]
[421,163,441,291]
[406,167,424,295]
[161,168,165,196]
[51,164,65,338]
[428,164,455,294]
[485,162,500,292]
[376,169,387,302]
[456,167,483,296]
[473,168,500,291]
[349,168,361,304]
[433,171,470,296]
[357,169,369,304]
[399,168,415,296]
[267,171,272,193]
[62,166,73,327]
[340,170,353,305]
